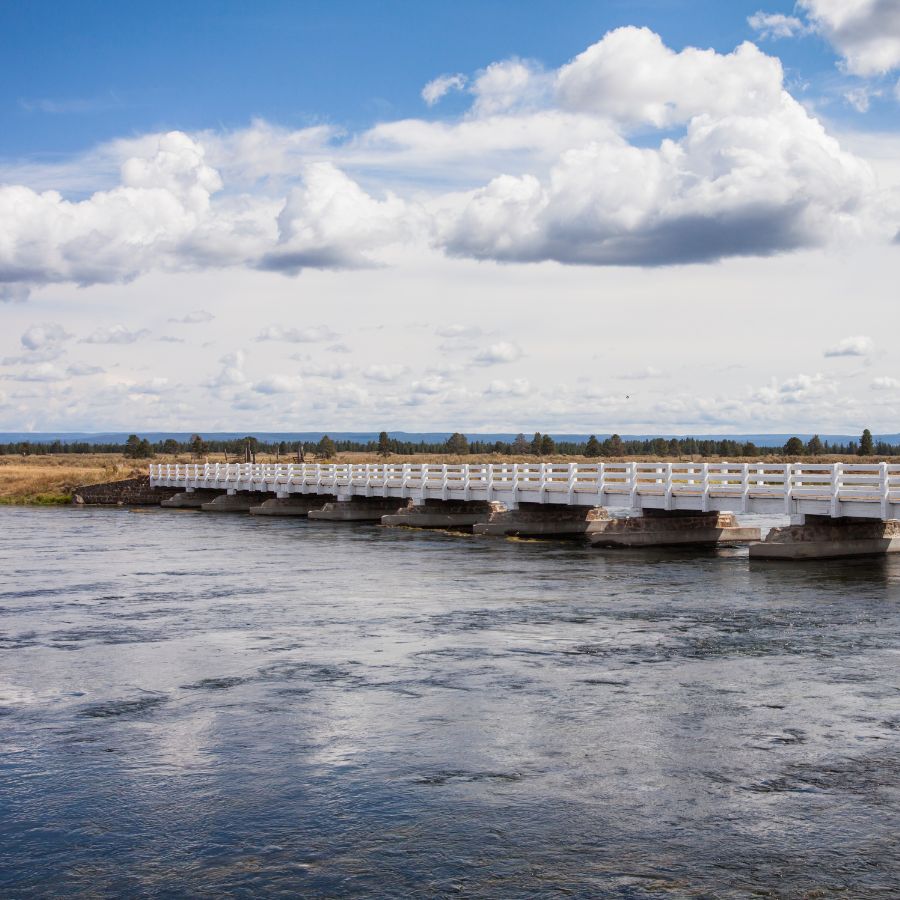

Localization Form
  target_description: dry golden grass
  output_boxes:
[0,454,147,504]
[1,451,895,505]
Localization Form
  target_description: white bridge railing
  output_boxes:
[150,462,900,520]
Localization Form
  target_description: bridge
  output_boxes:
[149,461,900,559]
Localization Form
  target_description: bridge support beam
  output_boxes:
[590,509,760,548]
[473,502,610,537]
[249,495,334,516]
[750,515,900,559]
[308,497,413,522]
[160,489,222,509]
[200,491,270,512]
[382,499,503,532]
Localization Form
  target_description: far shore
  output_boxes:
[2,452,897,507]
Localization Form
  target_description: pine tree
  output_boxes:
[806,434,823,456]
[540,434,556,455]
[783,436,804,456]
[530,432,543,455]
[607,434,624,456]
[316,435,336,459]
[858,428,874,456]
[445,432,469,455]
[377,431,392,458]
[511,433,529,455]
[584,435,601,457]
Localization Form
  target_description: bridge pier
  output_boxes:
[751,515,900,559]
[160,488,222,509]
[590,509,760,548]
[200,491,270,512]
[308,497,413,522]
[249,495,334,516]
[382,499,502,532]
[473,502,610,537]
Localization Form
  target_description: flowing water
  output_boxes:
[2,506,900,898]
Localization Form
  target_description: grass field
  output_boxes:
[1,451,895,505]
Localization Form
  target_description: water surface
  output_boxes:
[2,507,900,897]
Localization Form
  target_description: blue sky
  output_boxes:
[1,1,898,433]
[3,0,894,158]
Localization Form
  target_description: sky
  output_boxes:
[1,0,899,435]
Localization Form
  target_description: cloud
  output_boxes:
[471,59,548,115]
[81,324,151,344]
[252,374,304,394]
[473,341,523,365]
[168,309,214,323]
[208,350,247,388]
[748,12,809,39]
[798,0,900,76]
[440,29,875,266]
[21,322,72,351]
[158,335,186,343]
[363,363,408,382]
[422,73,467,106]
[256,162,412,274]
[618,366,664,380]
[256,324,338,342]
[0,131,229,294]
[297,360,353,380]
[66,362,104,376]
[435,324,483,339]
[485,378,530,396]
[872,376,900,390]
[1,285,30,303]
[845,86,875,112]
[3,363,67,382]
[824,335,874,357]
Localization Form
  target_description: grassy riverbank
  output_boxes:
[0,455,147,505]
[2,451,896,505]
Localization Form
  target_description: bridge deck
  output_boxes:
[149,462,900,521]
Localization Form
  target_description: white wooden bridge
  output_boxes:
[150,462,900,521]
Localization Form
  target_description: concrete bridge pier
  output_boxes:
[308,496,413,522]
[201,490,270,512]
[249,494,334,516]
[751,515,900,559]
[160,488,223,509]
[383,499,503,532]
[590,509,760,548]
[473,503,610,537]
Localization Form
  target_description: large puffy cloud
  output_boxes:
[799,0,900,76]
[0,132,235,295]
[439,90,873,265]
[555,28,784,127]
[257,163,412,273]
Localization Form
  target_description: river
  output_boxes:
[2,506,899,897]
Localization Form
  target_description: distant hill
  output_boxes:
[3,431,898,448]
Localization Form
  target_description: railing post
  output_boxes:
[880,461,889,521]
[830,462,842,518]
[664,462,673,511]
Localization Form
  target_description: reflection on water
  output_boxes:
[2,506,899,897]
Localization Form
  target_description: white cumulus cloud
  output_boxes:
[82,324,151,344]
[748,12,809,40]
[824,335,874,357]
[256,324,338,343]
[21,322,72,350]
[422,73,467,106]
[473,342,523,365]
[799,0,900,76]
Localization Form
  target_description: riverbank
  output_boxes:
[0,455,146,505]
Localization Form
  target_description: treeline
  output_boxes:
[1,429,898,458]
